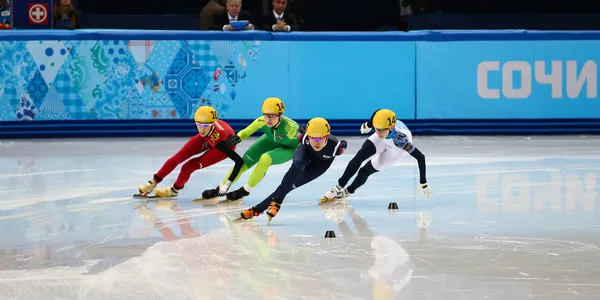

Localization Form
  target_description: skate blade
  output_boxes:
[318,197,336,205]
[191,197,219,202]
[219,198,243,204]
[234,215,254,222]
[133,194,177,200]
[217,200,243,209]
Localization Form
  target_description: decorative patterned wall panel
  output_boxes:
[0,40,262,121]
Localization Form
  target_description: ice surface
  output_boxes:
[0,136,599,299]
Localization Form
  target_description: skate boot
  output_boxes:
[226,186,250,201]
[201,182,231,199]
[266,201,281,223]
[202,186,222,199]
[138,180,157,196]
[236,207,260,221]
[154,186,179,198]
[322,184,349,201]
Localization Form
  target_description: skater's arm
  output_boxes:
[365,109,381,128]
[236,117,265,140]
[359,109,381,134]
[393,132,427,184]
[215,141,245,182]
[334,140,347,156]
[409,147,427,184]
[297,124,307,141]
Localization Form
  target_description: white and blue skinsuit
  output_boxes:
[336,109,428,194]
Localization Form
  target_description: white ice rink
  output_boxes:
[0,136,599,299]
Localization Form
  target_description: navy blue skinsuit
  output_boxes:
[252,133,347,213]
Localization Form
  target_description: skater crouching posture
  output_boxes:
[136,106,244,198]
[323,109,432,200]
[236,117,348,222]
[202,97,300,200]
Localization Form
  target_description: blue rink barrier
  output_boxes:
[1,29,600,139]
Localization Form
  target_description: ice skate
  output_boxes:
[197,181,231,201]
[198,186,222,200]
[266,201,281,224]
[136,180,157,197]
[154,186,179,198]
[235,207,260,221]
[320,184,349,202]
[225,186,250,201]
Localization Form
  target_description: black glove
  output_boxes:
[297,125,307,141]
[226,135,241,146]
[298,125,307,135]
[336,140,348,155]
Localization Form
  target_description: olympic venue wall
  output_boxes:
[1,29,600,138]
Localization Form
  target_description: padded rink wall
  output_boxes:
[1,29,600,138]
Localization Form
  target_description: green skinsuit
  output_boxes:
[222,115,300,188]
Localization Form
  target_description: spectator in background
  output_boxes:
[53,0,79,29]
[286,0,304,29]
[200,0,226,30]
[262,0,299,31]
[211,0,254,31]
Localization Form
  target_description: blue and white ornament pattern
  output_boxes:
[0,39,261,121]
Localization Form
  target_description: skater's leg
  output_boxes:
[155,134,209,182]
[346,147,407,194]
[265,159,333,220]
[221,134,277,184]
[247,146,296,189]
[174,148,229,189]
[346,160,378,194]
[139,134,208,195]
[252,146,311,213]
[341,133,385,186]
[323,135,381,199]
[251,158,333,222]
[155,148,229,197]
[226,145,295,200]
[274,158,333,202]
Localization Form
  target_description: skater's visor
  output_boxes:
[308,136,327,142]
[263,113,279,119]
[195,122,213,128]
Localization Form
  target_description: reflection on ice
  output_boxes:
[0,136,599,299]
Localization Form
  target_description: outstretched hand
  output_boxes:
[418,183,432,198]
[226,135,241,146]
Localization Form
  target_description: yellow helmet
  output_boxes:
[306,117,330,138]
[194,106,218,124]
[262,97,285,115]
[372,109,397,129]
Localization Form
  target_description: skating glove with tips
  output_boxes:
[226,134,241,146]
[335,140,347,155]
[418,183,432,198]
[297,125,306,141]
[360,122,372,134]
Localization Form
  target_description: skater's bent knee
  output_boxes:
[166,156,185,166]
[181,160,201,172]
[257,153,273,166]
[289,161,307,172]
[358,161,378,175]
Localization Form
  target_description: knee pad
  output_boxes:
[257,153,273,168]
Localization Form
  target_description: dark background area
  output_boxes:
[74,0,600,31]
